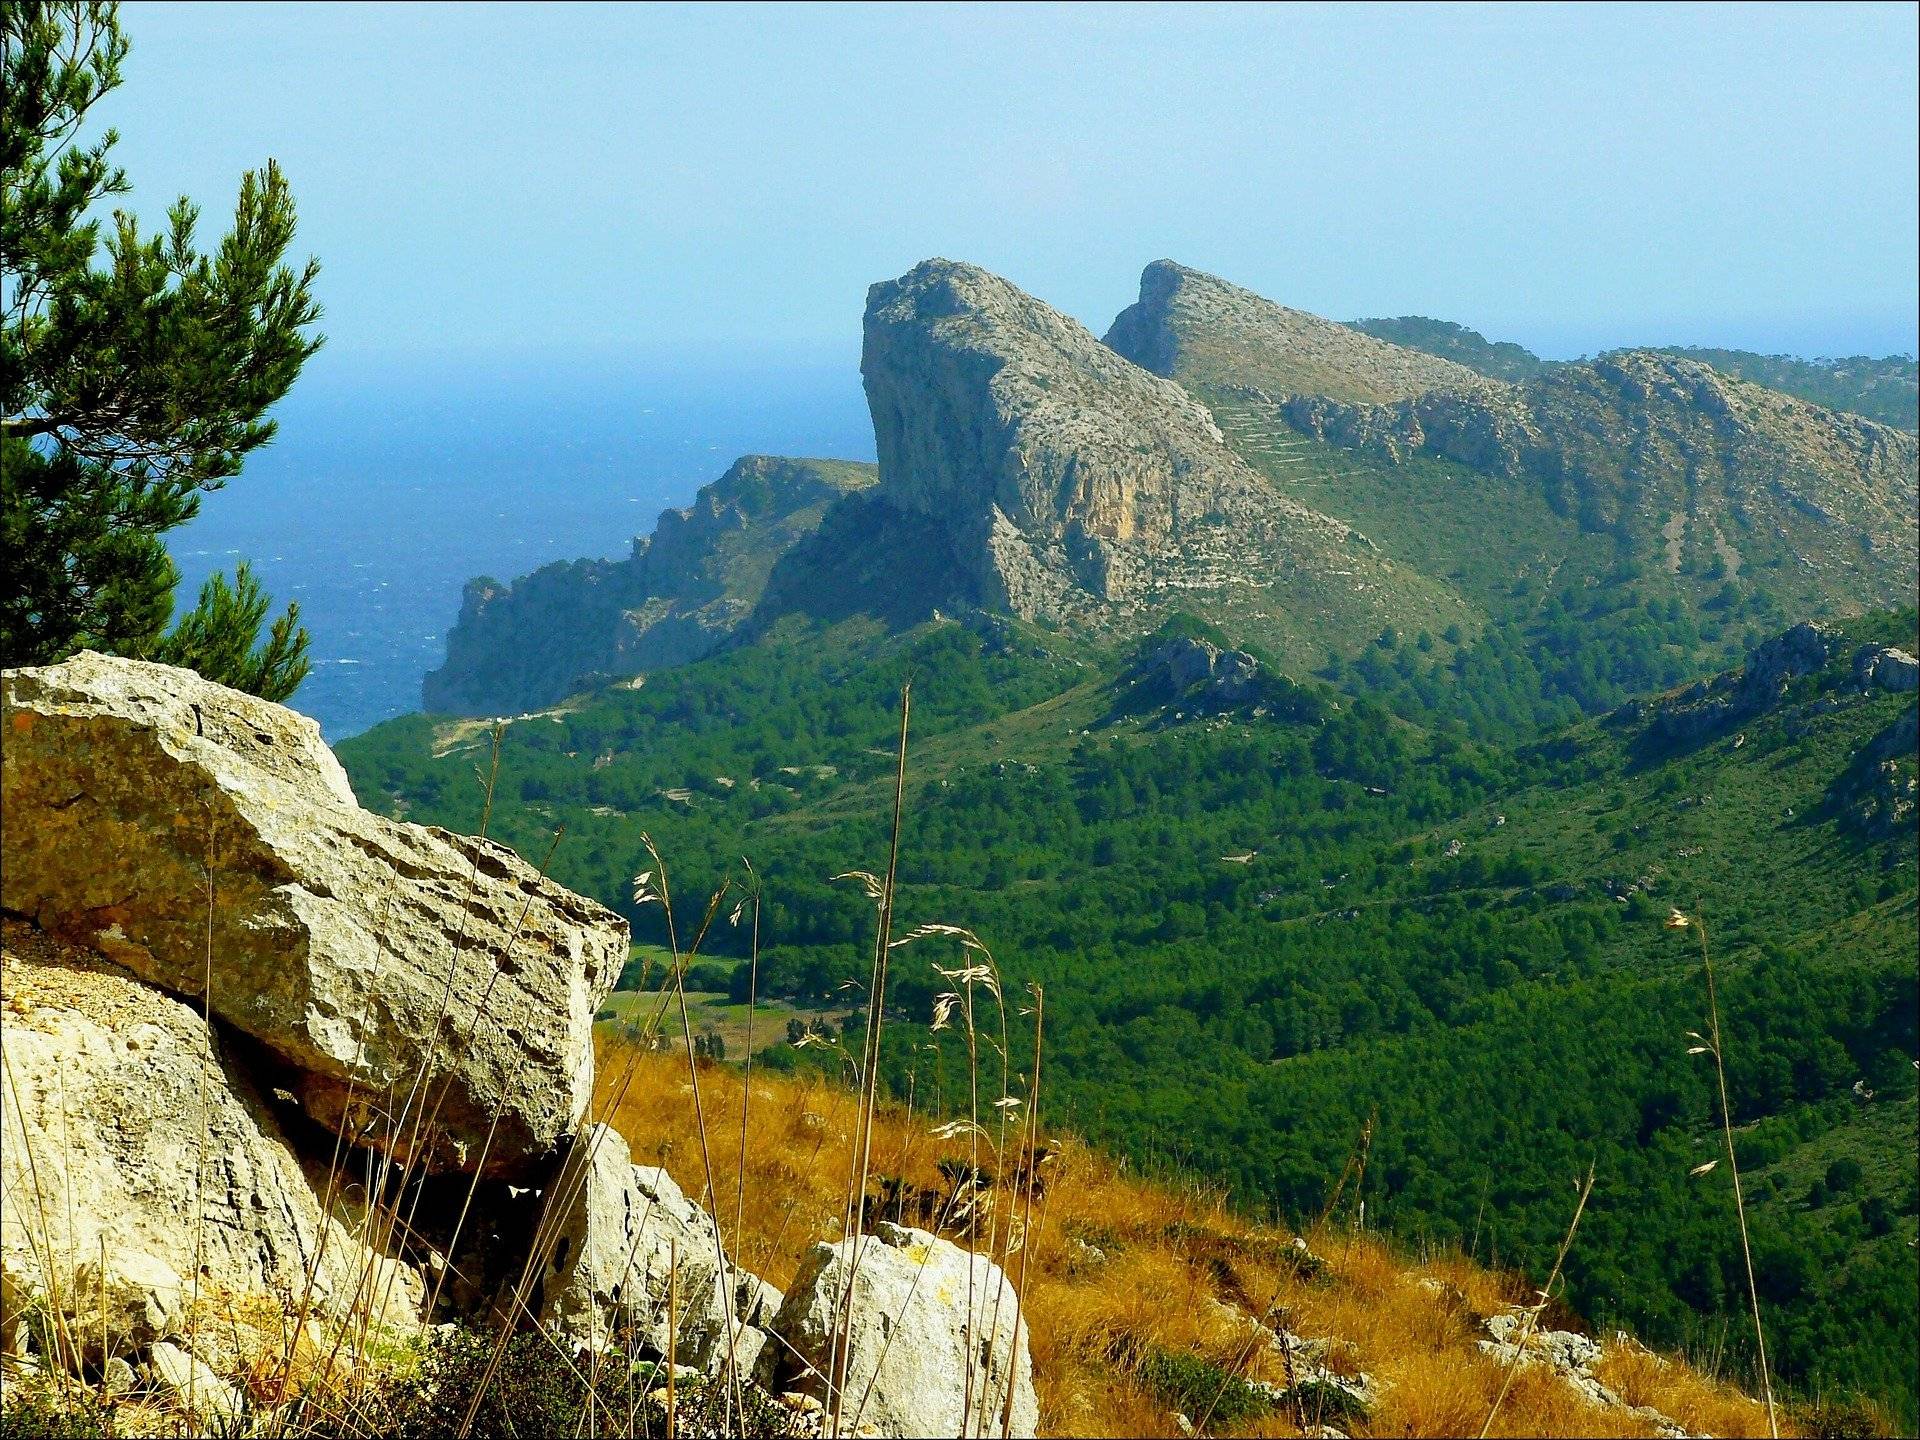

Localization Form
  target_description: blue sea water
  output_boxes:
[168,355,875,742]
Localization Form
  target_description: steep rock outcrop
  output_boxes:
[0,922,424,1358]
[424,455,877,716]
[1854,643,1919,694]
[1650,621,1839,744]
[1136,634,1262,702]
[2,652,626,1179]
[762,1221,1039,1439]
[1107,260,1495,404]
[1830,703,1919,840]
[842,258,1396,638]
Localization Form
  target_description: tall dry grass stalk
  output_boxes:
[1671,906,1778,1439]
[733,861,762,1270]
[1001,983,1043,1440]
[826,682,912,1440]
[1478,1159,1596,1438]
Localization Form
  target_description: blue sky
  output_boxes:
[114,1,1918,373]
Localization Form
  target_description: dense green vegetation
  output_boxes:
[1205,393,1820,742]
[2,1,319,698]
[1345,315,1550,381]
[341,606,1919,1425]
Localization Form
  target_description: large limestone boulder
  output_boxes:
[1855,643,1920,694]
[521,1124,739,1369]
[1,652,627,1179]
[0,922,423,1358]
[763,1222,1039,1439]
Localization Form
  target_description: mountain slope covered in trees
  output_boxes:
[349,257,1919,1424]
[340,605,1920,1427]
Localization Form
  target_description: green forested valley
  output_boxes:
[341,604,1920,1426]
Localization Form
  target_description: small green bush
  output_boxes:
[1136,1346,1274,1428]
[0,1386,113,1440]
[357,1325,797,1439]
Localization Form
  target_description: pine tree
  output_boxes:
[2,0,320,699]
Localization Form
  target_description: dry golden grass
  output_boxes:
[592,1039,1789,1438]
[1594,1338,1784,1440]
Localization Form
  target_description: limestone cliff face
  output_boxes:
[423,455,876,715]
[849,259,1371,631]
[1106,259,1494,405]
[1276,350,1920,593]
[4,651,628,1179]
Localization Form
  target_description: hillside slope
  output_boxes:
[423,455,876,715]
[1105,261,1495,403]
[341,609,1920,1428]
[1638,349,1918,432]
[595,1043,1789,1437]
[1108,263,1917,620]
[1345,318,1918,431]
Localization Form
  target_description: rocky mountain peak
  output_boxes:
[857,258,1370,628]
[1105,259,1495,404]
[863,258,1248,545]
[422,454,876,715]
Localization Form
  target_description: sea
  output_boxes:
[168,354,876,742]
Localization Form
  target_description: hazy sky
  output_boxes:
[112,1,1918,373]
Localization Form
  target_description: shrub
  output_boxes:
[348,1325,801,1439]
[1136,1347,1275,1428]
[0,1388,112,1440]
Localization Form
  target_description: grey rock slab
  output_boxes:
[0,926,425,1354]
[1,652,627,1178]
[146,1339,243,1422]
[523,1124,737,1369]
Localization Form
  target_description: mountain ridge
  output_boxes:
[1106,259,1496,404]
[1345,315,1920,429]
[422,256,1917,739]
[749,258,1469,668]
[423,453,875,715]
